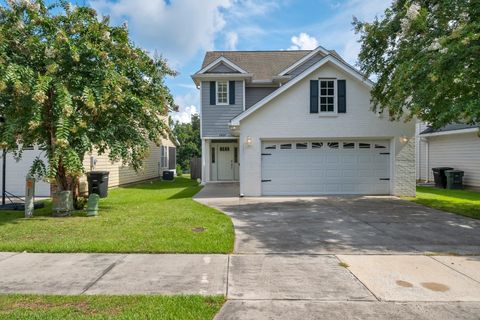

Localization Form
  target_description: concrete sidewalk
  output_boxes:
[1,252,480,319]
[0,252,227,295]
[1,252,480,300]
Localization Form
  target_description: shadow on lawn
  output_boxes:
[167,187,201,200]
[119,177,202,200]
[0,177,200,227]
[0,200,95,227]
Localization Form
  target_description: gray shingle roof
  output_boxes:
[201,49,342,82]
[421,124,478,134]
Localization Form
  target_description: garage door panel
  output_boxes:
[261,140,390,195]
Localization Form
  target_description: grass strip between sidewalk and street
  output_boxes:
[0,294,224,320]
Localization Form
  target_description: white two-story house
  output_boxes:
[192,47,415,197]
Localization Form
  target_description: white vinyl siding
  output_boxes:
[423,132,480,187]
[238,63,415,197]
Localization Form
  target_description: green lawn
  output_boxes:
[0,294,224,320]
[0,177,234,253]
[407,186,480,219]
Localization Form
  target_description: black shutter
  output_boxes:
[337,80,346,113]
[209,81,216,105]
[310,80,319,113]
[229,81,235,105]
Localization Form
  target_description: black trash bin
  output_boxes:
[445,170,464,190]
[432,167,453,189]
[162,170,174,181]
[86,171,110,198]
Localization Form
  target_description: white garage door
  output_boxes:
[261,140,391,195]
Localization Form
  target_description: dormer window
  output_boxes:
[216,81,229,105]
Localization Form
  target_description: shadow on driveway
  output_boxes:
[203,196,480,254]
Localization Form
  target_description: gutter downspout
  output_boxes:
[425,138,429,182]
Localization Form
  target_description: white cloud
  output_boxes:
[171,90,199,123]
[90,0,232,65]
[171,104,198,123]
[225,31,238,50]
[302,0,391,64]
[89,0,280,66]
[288,32,318,50]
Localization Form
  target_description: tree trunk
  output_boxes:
[55,161,80,209]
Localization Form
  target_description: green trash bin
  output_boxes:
[445,170,464,190]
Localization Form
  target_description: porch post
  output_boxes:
[201,139,211,184]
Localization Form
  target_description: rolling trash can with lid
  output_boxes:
[86,171,110,198]
[432,167,453,189]
[445,170,464,190]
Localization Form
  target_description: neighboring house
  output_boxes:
[1,134,177,198]
[0,146,51,197]
[79,135,177,193]
[192,47,415,196]
[416,123,480,188]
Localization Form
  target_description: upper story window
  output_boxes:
[216,81,229,105]
[319,79,335,112]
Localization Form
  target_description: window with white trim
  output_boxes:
[319,79,335,112]
[160,146,168,168]
[216,81,228,105]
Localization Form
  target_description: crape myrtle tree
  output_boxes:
[0,0,175,202]
[353,0,480,128]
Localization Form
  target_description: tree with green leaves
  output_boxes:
[0,0,174,201]
[172,114,201,171]
[353,0,479,128]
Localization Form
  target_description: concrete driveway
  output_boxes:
[194,184,480,319]
[195,184,480,255]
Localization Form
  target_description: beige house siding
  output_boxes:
[80,137,176,191]
[422,132,480,188]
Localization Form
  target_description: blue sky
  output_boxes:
[83,0,391,122]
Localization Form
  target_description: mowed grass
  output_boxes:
[0,177,234,253]
[407,186,480,219]
[0,294,224,320]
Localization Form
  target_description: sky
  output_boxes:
[83,0,391,123]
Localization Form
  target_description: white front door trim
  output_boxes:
[210,142,239,181]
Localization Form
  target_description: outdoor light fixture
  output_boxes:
[400,135,409,144]
[245,136,252,146]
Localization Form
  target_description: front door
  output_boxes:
[217,144,235,181]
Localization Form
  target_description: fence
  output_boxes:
[190,157,202,180]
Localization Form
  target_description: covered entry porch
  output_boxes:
[202,138,239,183]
